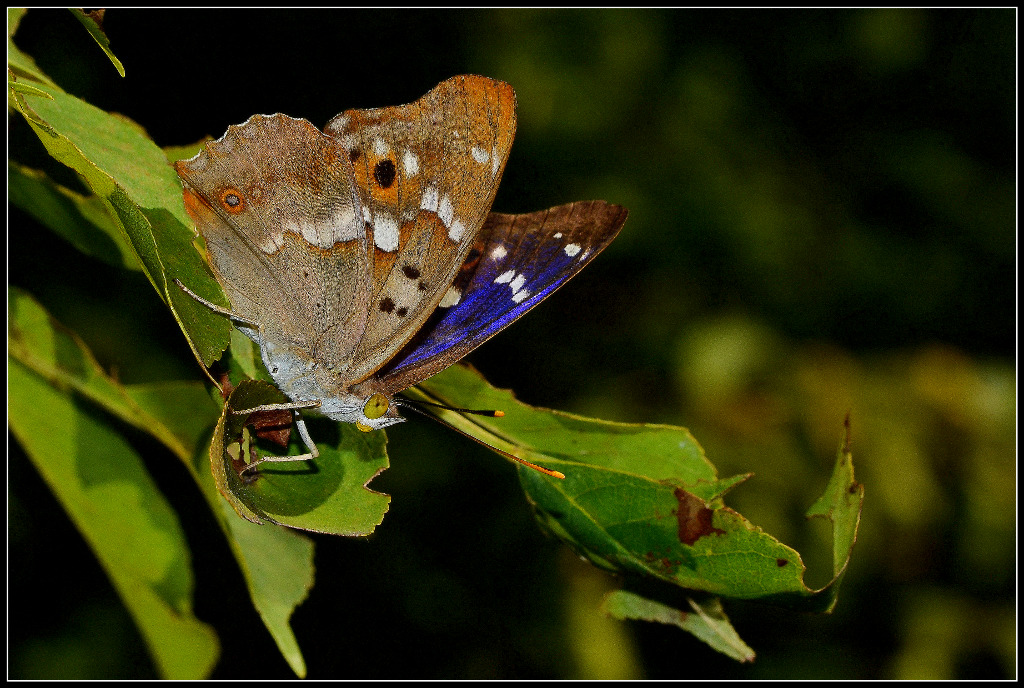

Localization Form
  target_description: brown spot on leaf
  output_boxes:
[86,9,106,29]
[777,558,789,567]
[673,487,725,545]
[217,371,234,401]
[249,409,292,448]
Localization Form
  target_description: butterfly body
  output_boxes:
[175,75,626,459]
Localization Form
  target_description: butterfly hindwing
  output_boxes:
[175,114,372,371]
[375,201,628,393]
[324,75,518,382]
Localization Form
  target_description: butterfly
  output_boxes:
[174,75,627,478]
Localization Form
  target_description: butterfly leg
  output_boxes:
[232,403,321,475]
[238,409,321,477]
[173,278,261,329]
[175,279,322,475]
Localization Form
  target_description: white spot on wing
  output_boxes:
[373,213,399,252]
[339,134,357,151]
[439,286,461,308]
[403,150,419,177]
[491,245,507,260]
[439,195,454,228]
[373,137,390,157]
[553,232,563,239]
[564,243,582,257]
[471,147,490,164]
[284,219,320,248]
[421,186,439,212]
[332,204,360,242]
[491,147,500,175]
[448,219,466,242]
[495,269,532,303]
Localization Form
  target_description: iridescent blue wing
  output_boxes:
[374,200,627,393]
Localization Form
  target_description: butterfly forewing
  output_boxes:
[374,201,628,393]
[324,75,517,382]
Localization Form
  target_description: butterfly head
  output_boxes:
[354,392,403,432]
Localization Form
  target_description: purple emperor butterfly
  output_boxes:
[174,75,627,478]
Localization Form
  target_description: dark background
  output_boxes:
[8,8,1016,679]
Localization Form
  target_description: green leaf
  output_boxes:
[123,380,223,458]
[9,287,314,677]
[7,287,208,458]
[9,34,315,670]
[69,8,126,77]
[802,415,864,613]
[130,378,316,679]
[219,500,314,677]
[602,590,755,663]
[163,139,211,167]
[8,77,53,99]
[412,366,800,595]
[7,8,57,86]
[412,365,863,630]
[210,379,392,535]
[8,6,25,34]
[226,326,264,381]
[8,161,142,271]
[9,78,231,369]
[8,297,219,679]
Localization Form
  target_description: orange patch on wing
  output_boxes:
[373,246,397,285]
[181,187,222,227]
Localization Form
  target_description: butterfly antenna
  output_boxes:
[397,398,565,480]
[405,397,505,418]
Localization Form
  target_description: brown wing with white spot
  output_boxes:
[324,75,517,382]
[175,114,372,375]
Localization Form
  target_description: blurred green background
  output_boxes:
[8,8,1015,679]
